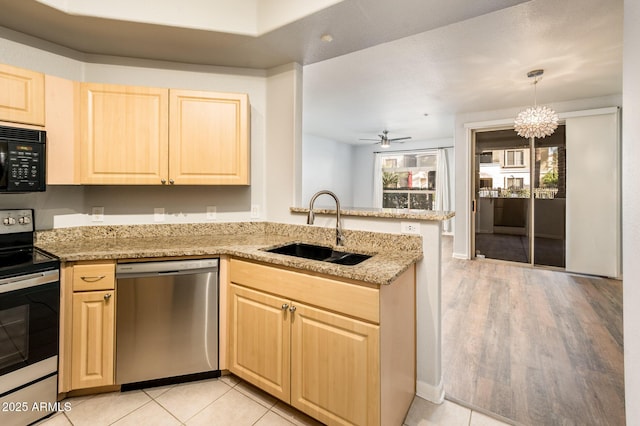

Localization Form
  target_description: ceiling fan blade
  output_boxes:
[389,137,412,142]
[359,138,381,141]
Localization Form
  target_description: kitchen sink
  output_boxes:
[266,242,372,266]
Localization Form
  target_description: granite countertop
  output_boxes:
[290,206,455,221]
[36,222,423,286]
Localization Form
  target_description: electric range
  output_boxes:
[0,209,60,426]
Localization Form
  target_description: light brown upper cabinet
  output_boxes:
[170,90,250,185]
[79,83,250,185]
[45,75,80,185]
[80,83,170,184]
[0,63,45,126]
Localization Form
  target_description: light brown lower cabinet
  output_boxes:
[60,261,116,392]
[71,289,115,390]
[228,259,415,426]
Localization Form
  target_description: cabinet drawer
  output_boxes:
[230,259,380,323]
[72,262,115,291]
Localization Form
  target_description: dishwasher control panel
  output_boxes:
[116,258,219,276]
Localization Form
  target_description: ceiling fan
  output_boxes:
[360,130,411,148]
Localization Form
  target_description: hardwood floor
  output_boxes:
[441,236,625,425]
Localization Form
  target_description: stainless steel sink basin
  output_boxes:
[266,242,372,266]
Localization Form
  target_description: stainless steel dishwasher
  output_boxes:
[116,258,219,388]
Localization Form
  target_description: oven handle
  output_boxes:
[0,269,60,293]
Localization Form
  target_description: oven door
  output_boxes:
[0,270,59,426]
[0,270,59,379]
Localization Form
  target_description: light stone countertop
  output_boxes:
[290,206,455,221]
[36,222,423,286]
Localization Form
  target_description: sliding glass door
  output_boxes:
[532,129,566,267]
[474,129,531,263]
[473,126,566,267]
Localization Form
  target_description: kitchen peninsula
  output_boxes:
[36,221,422,426]
[290,206,455,405]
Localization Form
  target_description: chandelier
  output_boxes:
[514,69,559,139]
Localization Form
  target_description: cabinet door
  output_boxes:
[169,90,249,185]
[290,303,380,426]
[71,290,115,389]
[228,284,290,401]
[0,63,45,126]
[45,75,79,184]
[80,83,169,184]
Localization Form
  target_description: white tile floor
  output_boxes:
[35,375,514,426]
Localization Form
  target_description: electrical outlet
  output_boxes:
[154,207,165,222]
[251,204,260,219]
[401,221,421,235]
[91,206,104,222]
[206,206,217,220]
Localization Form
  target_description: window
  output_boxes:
[505,177,524,189]
[479,152,494,163]
[383,158,398,168]
[479,178,493,188]
[378,151,437,210]
[504,150,525,167]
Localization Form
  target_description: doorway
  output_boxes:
[472,126,566,267]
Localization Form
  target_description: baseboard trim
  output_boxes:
[416,379,444,404]
[452,252,469,260]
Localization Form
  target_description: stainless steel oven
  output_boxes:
[0,209,59,426]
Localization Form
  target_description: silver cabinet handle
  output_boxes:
[281,303,289,310]
[81,275,105,283]
[289,305,296,313]
[169,179,175,185]
[104,293,112,301]
[161,179,167,184]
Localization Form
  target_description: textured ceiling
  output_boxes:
[0,0,528,68]
[0,0,623,145]
[303,0,623,144]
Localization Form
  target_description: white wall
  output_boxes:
[301,134,354,206]
[452,94,622,259]
[623,1,640,424]
[43,0,257,35]
[0,187,85,230]
[264,63,303,222]
[257,0,344,34]
[37,0,344,36]
[351,139,454,209]
[0,27,84,79]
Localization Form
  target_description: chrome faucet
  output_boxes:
[307,190,345,246]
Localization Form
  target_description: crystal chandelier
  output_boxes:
[514,69,559,139]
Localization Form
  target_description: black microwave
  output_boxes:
[0,125,46,192]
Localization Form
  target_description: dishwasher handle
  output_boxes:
[116,258,219,278]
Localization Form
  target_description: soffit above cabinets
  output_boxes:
[0,0,529,69]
